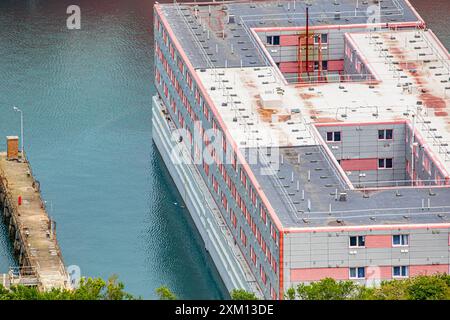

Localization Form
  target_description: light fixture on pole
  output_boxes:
[13,106,24,159]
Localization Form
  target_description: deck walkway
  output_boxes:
[0,152,68,290]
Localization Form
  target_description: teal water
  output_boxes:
[0,0,227,299]
[0,0,448,300]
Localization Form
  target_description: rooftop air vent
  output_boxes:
[339,192,347,202]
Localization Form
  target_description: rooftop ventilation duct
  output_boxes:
[339,192,347,201]
[260,93,282,109]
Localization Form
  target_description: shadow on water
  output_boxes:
[0,209,17,272]
[144,145,229,299]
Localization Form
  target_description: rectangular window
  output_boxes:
[379,158,393,169]
[240,169,247,188]
[232,155,237,171]
[231,211,237,229]
[349,267,365,279]
[271,225,277,241]
[273,35,280,45]
[313,34,328,45]
[378,129,393,140]
[393,266,409,278]
[271,286,277,300]
[349,236,365,248]
[314,61,320,71]
[260,265,267,285]
[266,35,280,45]
[250,246,257,266]
[392,234,409,246]
[314,35,320,45]
[326,131,341,142]
[260,206,267,225]
[240,228,247,247]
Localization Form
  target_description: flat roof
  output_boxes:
[198,29,450,174]
[245,145,450,228]
[159,0,423,69]
[157,1,450,228]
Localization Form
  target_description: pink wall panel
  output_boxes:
[279,62,298,73]
[328,60,344,72]
[410,265,449,276]
[365,235,392,248]
[366,266,392,280]
[340,158,378,171]
[279,60,344,73]
[291,267,348,282]
[280,35,299,46]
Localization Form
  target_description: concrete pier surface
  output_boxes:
[0,152,68,290]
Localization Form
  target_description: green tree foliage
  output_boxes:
[372,274,450,300]
[406,275,450,300]
[0,276,136,300]
[296,278,366,300]
[287,274,450,300]
[285,287,296,300]
[230,289,259,300]
[155,286,177,300]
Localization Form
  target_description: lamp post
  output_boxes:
[13,106,24,159]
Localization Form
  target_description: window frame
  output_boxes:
[349,267,366,279]
[313,34,320,45]
[266,35,280,46]
[272,35,280,45]
[349,235,366,248]
[392,234,409,247]
[378,158,393,169]
[326,131,342,143]
[392,265,409,278]
[378,129,394,140]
